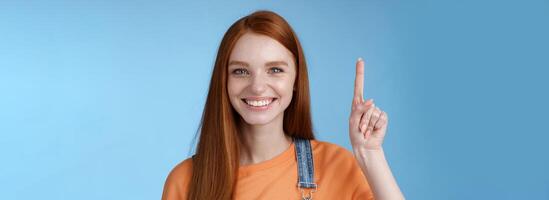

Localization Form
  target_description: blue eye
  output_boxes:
[232,68,248,75]
[271,67,284,73]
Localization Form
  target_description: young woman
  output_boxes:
[162,10,404,200]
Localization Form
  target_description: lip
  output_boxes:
[241,97,277,111]
[242,97,276,101]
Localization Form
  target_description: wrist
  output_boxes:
[352,145,384,157]
[352,146,386,168]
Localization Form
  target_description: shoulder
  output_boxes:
[310,139,356,165]
[310,139,361,173]
[310,139,375,199]
[161,157,193,200]
[166,157,193,183]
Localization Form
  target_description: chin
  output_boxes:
[240,115,275,126]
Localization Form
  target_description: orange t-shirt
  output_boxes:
[162,140,375,200]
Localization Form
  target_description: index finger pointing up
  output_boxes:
[353,57,365,104]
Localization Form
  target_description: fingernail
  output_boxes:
[361,124,367,132]
[357,57,363,62]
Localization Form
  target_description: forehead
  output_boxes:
[229,32,295,66]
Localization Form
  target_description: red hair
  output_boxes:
[188,10,315,199]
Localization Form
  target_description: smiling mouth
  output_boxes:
[241,98,277,107]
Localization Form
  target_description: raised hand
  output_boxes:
[349,58,388,151]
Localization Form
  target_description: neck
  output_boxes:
[238,115,293,165]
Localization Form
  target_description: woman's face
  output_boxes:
[227,32,297,126]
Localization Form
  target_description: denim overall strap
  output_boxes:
[294,137,317,199]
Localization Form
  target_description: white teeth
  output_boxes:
[245,98,273,107]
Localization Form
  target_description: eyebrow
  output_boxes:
[228,60,289,67]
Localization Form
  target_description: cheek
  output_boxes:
[227,79,244,97]
[275,77,296,97]
[227,80,243,109]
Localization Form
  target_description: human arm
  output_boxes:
[348,58,405,200]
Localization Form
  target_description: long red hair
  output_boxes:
[188,10,315,200]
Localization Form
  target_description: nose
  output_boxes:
[249,73,267,94]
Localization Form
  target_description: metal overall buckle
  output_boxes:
[298,183,317,200]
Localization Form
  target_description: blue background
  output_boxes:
[1,0,548,199]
